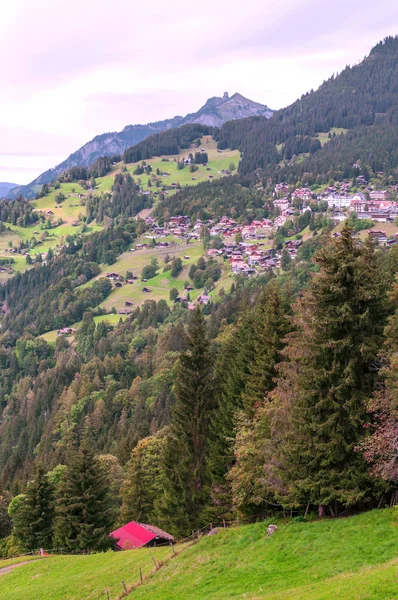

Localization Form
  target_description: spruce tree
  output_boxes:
[157,307,215,536]
[270,226,387,514]
[12,466,55,550]
[54,441,116,551]
[209,283,289,484]
[242,282,290,414]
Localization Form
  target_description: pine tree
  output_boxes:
[54,441,116,551]
[270,226,387,514]
[12,466,55,550]
[242,282,290,414]
[157,307,216,536]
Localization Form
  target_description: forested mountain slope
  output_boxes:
[216,35,398,175]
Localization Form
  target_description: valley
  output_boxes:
[0,32,398,600]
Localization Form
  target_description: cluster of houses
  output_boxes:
[105,272,138,287]
[207,238,302,275]
[322,190,398,222]
[273,180,398,224]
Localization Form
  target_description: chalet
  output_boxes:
[369,230,387,242]
[274,198,290,211]
[143,287,152,293]
[115,282,123,288]
[285,240,302,250]
[110,522,174,550]
[106,272,124,281]
[57,327,77,337]
[185,284,194,291]
[198,294,210,305]
[125,301,133,307]
[369,190,391,202]
[292,187,312,201]
[275,183,289,197]
[46,210,54,216]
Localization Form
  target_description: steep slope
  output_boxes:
[10,92,272,198]
[132,509,398,600]
[217,35,398,175]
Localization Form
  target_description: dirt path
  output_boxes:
[0,559,42,577]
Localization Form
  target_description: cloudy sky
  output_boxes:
[0,0,396,184]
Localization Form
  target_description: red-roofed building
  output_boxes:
[110,521,174,550]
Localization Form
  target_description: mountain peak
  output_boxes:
[11,92,273,198]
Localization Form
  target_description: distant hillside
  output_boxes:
[0,182,18,198]
[10,92,272,198]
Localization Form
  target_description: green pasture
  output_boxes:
[132,509,398,600]
[0,545,178,600]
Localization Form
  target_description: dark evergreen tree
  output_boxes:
[54,442,116,551]
[270,226,387,514]
[12,466,54,550]
[157,307,216,536]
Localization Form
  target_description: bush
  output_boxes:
[141,264,157,280]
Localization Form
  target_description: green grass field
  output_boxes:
[90,135,240,197]
[132,509,398,600]
[0,135,238,281]
[0,545,177,600]
[41,314,127,343]
[316,127,348,146]
[0,510,396,600]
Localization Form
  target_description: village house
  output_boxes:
[274,197,290,212]
[292,187,313,201]
[369,190,392,202]
[57,327,77,337]
[274,183,289,197]
[110,522,174,550]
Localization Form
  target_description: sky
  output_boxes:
[0,0,396,185]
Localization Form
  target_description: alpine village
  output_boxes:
[0,29,398,600]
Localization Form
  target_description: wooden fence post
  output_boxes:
[171,544,177,556]
[106,591,110,600]
[122,581,127,593]
[152,556,157,570]
[140,567,143,583]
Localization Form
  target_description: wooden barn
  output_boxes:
[110,521,174,550]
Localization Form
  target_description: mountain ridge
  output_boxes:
[10,92,272,199]
[0,182,19,198]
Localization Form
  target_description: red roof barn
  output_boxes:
[110,521,174,550]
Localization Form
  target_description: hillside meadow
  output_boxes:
[132,509,398,600]
[0,545,177,600]
[0,510,396,600]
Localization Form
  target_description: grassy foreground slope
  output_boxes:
[0,545,175,600]
[0,510,396,599]
[133,509,398,600]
